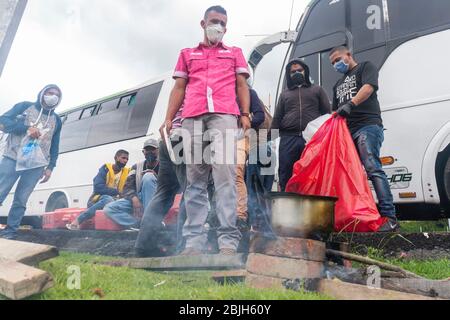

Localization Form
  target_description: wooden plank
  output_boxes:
[0,239,58,266]
[382,278,450,299]
[307,279,439,300]
[326,264,450,298]
[104,254,246,271]
[246,253,324,279]
[250,236,326,262]
[0,259,54,300]
[245,272,286,290]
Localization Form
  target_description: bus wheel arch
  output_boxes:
[45,191,69,213]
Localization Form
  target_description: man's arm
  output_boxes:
[122,166,138,200]
[47,116,62,171]
[249,89,265,128]
[270,95,285,131]
[351,62,378,107]
[40,116,62,184]
[351,84,375,106]
[318,87,332,115]
[121,167,143,216]
[161,78,187,135]
[93,165,119,197]
[236,74,251,131]
[0,102,32,134]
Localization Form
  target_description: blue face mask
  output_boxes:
[146,153,157,163]
[334,60,350,74]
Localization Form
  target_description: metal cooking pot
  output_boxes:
[269,192,337,239]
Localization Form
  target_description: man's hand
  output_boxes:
[159,120,172,141]
[131,196,143,218]
[40,169,52,184]
[28,127,41,139]
[336,101,355,118]
[240,116,251,132]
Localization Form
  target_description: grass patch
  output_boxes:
[399,220,449,233]
[20,252,329,300]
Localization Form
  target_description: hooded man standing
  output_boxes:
[271,60,331,191]
[0,85,62,240]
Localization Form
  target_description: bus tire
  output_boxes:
[45,192,69,213]
[444,156,450,202]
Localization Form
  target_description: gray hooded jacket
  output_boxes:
[0,84,63,170]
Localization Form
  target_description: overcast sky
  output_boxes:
[0,0,308,114]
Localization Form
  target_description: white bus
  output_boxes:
[0,72,174,227]
[250,0,450,219]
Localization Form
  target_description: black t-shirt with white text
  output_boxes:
[332,61,383,134]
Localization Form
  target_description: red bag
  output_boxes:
[286,117,386,232]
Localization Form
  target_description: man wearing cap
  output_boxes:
[103,138,160,229]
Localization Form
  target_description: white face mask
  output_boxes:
[43,94,59,108]
[206,23,225,45]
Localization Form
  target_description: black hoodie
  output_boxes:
[271,59,331,136]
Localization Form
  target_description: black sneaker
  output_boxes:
[378,218,400,233]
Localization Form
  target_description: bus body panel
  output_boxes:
[378,30,450,205]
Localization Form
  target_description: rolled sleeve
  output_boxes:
[173,51,188,79]
[234,48,250,78]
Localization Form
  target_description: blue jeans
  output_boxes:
[246,146,275,235]
[352,125,396,219]
[77,195,115,225]
[0,157,44,238]
[135,140,186,255]
[103,173,158,227]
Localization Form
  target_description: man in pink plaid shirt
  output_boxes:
[161,5,251,256]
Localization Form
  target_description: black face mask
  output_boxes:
[291,71,305,86]
[115,161,126,169]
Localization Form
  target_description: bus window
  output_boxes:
[98,98,120,115]
[118,93,137,109]
[388,0,450,40]
[126,81,163,137]
[320,50,342,104]
[80,105,97,119]
[65,110,82,123]
[350,0,386,51]
[299,0,345,44]
[300,54,319,85]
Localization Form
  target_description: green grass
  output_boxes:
[24,252,329,300]
[3,250,448,300]
[366,248,450,280]
[399,220,449,233]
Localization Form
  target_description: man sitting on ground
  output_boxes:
[66,150,130,230]
[103,138,160,230]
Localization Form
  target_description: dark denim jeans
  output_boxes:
[77,195,115,225]
[278,135,306,192]
[246,163,275,234]
[135,140,186,255]
[352,125,396,219]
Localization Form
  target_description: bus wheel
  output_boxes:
[45,192,68,213]
[445,156,450,202]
